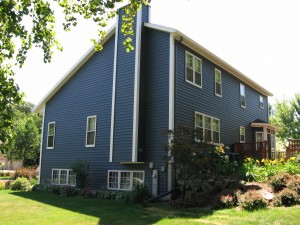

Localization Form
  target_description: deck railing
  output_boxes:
[286,139,300,158]
[233,141,268,159]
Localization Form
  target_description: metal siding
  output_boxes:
[41,36,115,188]
[176,43,269,147]
[143,29,170,193]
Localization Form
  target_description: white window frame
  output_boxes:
[47,122,55,149]
[107,170,145,191]
[240,83,246,108]
[185,51,202,88]
[215,68,222,97]
[240,126,245,143]
[255,132,264,150]
[86,115,97,147]
[259,95,264,109]
[51,169,76,186]
[195,111,220,144]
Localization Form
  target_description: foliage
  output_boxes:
[10,177,31,191]
[1,102,42,166]
[218,194,235,209]
[287,178,300,195]
[0,171,11,177]
[238,190,268,211]
[70,160,89,189]
[124,184,149,204]
[273,188,299,207]
[13,167,38,180]
[269,172,294,192]
[241,157,300,182]
[270,93,300,145]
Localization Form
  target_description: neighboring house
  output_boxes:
[33,5,275,196]
[0,154,23,170]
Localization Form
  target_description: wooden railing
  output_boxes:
[286,139,300,158]
[233,141,268,159]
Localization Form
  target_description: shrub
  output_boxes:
[124,184,149,204]
[0,171,11,177]
[70,160,89,189]
[50,185,62,195]
[273,188,299,207]
[11,177,31,191]
[14,167,38,180]
[61,185,80,197]
[269,172,293,192]
[80,187,95,198]
[287,178,300,195]
[219,194,235,209]
[238,190,268,211]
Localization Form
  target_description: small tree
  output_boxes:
[70,160,89,189]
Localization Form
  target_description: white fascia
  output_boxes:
[38,105,45,184]
[132,9,142,162]
[110,15,119,162]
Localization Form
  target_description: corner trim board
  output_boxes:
[38,106,45,184]
[132,8,142,162]
[110,14,119,162]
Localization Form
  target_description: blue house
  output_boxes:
[33,5,276,196]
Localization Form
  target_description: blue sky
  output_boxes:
[15,0,300,105]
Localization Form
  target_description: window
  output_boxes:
[240,83,246,108]
[108,170,144,190]
[47,122,55,149]
[86,116,97,147]
[195,112,220,144]
[259,95,264,109]
[215,68,222,96]
[185,51,202,87]
[240,126,245,143]
[255,132,263,150]
[51,169,76,186]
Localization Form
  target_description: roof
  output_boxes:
[33,22,273,114]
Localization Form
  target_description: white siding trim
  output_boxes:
[110,14,119,162]
[38,106,45,184]
[168,34,175,192]
[132,8,142,162]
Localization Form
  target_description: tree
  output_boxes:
[0,0,149,142]
[270,94,300,145]
[1,102,42,166]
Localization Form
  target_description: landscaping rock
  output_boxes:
[201,182,215,193]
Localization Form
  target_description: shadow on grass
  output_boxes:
[10,191,213,225]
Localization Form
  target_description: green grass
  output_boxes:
[0,190,300,225]
[0,176,12,180]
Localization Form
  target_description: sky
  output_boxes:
[15,0,300,105]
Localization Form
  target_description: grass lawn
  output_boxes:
[0,190,300,225]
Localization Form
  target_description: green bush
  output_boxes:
[273,188,299,207]
[269,172,293,192]
[238,190,268,211]
[218,194,235,209]
[61,185,80,197]
[11,177,31,190]
[124,184,149,204]
[70,160,89,189]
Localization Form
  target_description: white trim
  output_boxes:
[215,68,222,97]
[46,121,55,149]
[107,170,145,190]
[132,8,142,162]
[148,6,151,23]
[110,15,119,162]
[144,22,176,33]
[85,115,97,147]
[38,106,45,184]
[51,168,76,186]
[185,51,202,88]
[33,25,116,114]
[240,126,246,143]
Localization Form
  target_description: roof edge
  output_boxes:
[33,24,116,114]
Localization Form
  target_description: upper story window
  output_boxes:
[215,68,222,97]
[86,116,97,147]
[195,112,220,144]
[240,126,245,143]
[240,83,246,108]
[185,51,202,87]
[47,122,55,149]
[259,95,264,109]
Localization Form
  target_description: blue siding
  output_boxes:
[175,43,269,147]
[42,36,115,188]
